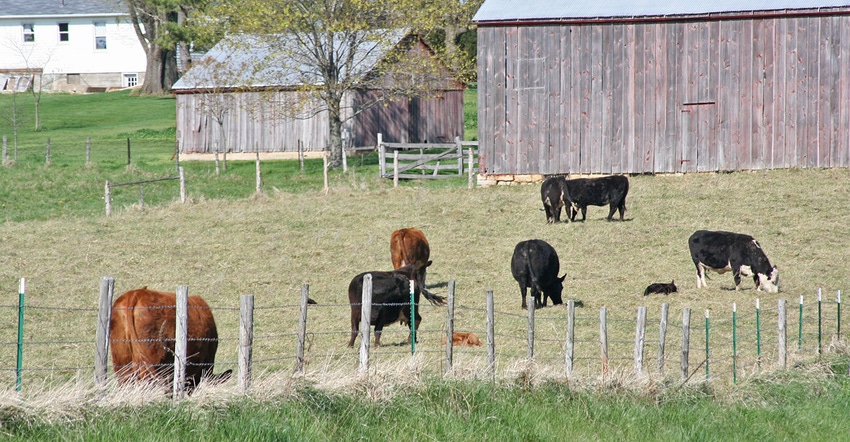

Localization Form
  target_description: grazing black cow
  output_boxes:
[511,239,565,309]
[644,280,677,296]
[348,263,445,347]
[540,176,571,223]
[564,175,629,221]
[688,230,779,292]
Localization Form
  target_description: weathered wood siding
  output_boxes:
[176,88,464,154]
[478,11,850,175]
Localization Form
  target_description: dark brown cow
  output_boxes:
[348,264,445,347]
[390,228,431,287]
[109,287,231,392]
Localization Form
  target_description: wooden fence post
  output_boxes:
[296,285,310,374]
[393,150,399,188]
[323,152,329,195]
[778,299,787,369]
[600,307,608,377]
[359,274,372,375]
[467,147,475,189]
[681,308,691,380]
[105,180,112,216]
[634,306,647,375]
[179,167,186,204]
[378,133,385,176]
[298,140,304,171]
[86,136,91,166]
[46,138,51,166]
[94,276,114,387]
[658,303,669,374]
[238,294,254,392]
[486,290,495,381]
[173,285,188,400]
[255,151,262,194]
[527,295,535,360]
[2,134,7,165]
[444,280,456,375]
[565,299,575,377]
[455,137,463,175]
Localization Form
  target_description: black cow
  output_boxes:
[511,239,565,309]
[564,175,629,221]
[643,280,677,296]
[688,230,779,292]
[540,176,571,223]
[348,263,445,347]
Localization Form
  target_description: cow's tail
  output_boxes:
[523,244,542,295]
[110,291,144,381]
[421,285,447,306]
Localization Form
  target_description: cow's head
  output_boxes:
[546,274,567,305]
[756,266,779,293]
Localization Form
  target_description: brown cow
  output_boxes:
[390,228,431,287]
[442,332,483,347]
[109,287,231,392]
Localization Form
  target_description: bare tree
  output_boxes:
[208,0,459,168]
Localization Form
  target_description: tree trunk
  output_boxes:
[140,45,178,95]
[328,108,343,168]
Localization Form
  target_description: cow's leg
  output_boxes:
[531,287,543,309]
[695,263,706,288]
[617,201,626,220]
[733,269,742,291]
[520,285,529,310]
[606,204,617,221]
[348,313,360,347]
[374,324,383,347]
[580,206,587,221]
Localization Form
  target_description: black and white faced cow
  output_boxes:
[688,230,779,293]
[540,176,570,223]
[511,239,565,309]
[564,175,629,221]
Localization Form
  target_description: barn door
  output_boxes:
[680,102,717,173]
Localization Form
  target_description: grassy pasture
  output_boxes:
[1,167,849,389]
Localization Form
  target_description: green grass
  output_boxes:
[0,90,478,222]
[4,377,850,441]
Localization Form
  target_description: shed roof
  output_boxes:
[473,0,850,22]
[0,0,126,18]
[172,30,409,91]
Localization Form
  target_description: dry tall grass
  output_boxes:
[1,168,849,405]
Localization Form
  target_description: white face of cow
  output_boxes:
[757,267,779,293]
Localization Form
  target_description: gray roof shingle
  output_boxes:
[473,0,850,22]
[0,0,127,17]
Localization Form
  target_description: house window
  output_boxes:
[94,22,106,50]
[58,23,69,42]
[23,23,35,42]
[123,73,138,88]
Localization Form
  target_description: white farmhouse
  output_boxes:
[0,0,146,92]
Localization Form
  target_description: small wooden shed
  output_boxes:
[473,0,850,177]
[171,32,464,155]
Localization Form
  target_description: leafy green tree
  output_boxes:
[206,0,477,168]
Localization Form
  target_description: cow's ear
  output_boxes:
[559,274,566,282]
[424,260,433,268]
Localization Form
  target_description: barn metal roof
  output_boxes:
[473,0,850,22]
[0,0,126,18]
[172,30,407,91]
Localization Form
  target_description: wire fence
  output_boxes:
[1,278,846,393]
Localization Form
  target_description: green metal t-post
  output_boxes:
[410,280,416,355]
[16,278,25,392]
